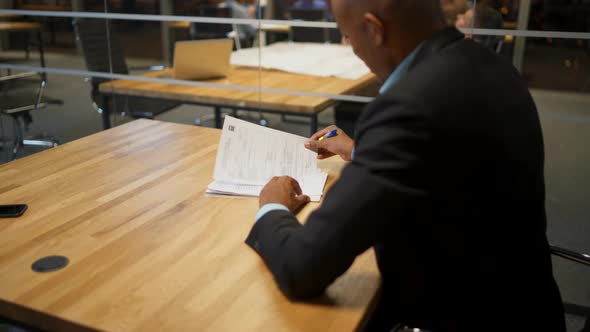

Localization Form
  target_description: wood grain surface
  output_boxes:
[0,120,380,332]
[167,21,190,29]
[0,22,41,32]
[0,14,23,20]
[99,67,375,114]
[15,4,71,11]
[167,22,290,33]
[259,24,291,33]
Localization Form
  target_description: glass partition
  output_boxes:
[1,1,588,150]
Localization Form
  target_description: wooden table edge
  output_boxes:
[98,70,375,115]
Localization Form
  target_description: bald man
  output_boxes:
[245,1,565,331]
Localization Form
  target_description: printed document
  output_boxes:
[207,116,328,201]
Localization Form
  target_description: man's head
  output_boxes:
[329,0,447,81]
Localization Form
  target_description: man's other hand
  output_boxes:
[259,176,311,213]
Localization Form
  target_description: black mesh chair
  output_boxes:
[472,4,505,53]
[190,5,234,40]
[550,244,590,332]
[386,245,590,332]
[189,4,248,50]
[0,72,60,160]
[73,18,178,122]
[289,8,329,43]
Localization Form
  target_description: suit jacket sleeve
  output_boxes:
[245,95,431,300]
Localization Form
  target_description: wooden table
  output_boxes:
[0,14,24,20]
[257,24,291,45]
[259,24,290,34]
[0,119,381,331]
[99,67,374,135]
[167,21,291,45]
[0,22,46,79]
[99,66,374,133]
[14,3,71,45]
[0,22,42,33]
[167,20,190,29]
[502,21,518,30]
[166,21,290,33]
[16,4,71,11]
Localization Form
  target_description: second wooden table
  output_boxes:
[99,66,375,135]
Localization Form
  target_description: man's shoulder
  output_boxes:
[375,39,527,117]
[402,38,508,92]
[357,37,535,144]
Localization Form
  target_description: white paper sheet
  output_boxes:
[206,172,326,202]
[230,42,371,80]
[208,116,328,201]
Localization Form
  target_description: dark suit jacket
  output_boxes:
[245,27,565,332]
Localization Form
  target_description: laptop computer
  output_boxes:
[172,39,234,81]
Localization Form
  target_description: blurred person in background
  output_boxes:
[292,0,327,10]
[192,0,257,45]
[223,0,258,41]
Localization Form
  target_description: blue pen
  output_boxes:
[318,129,338,141]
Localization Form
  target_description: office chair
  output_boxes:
[289,8,329,43]
[551,245,590,267]
[550,244,590,332]
[73,18,179,124]
[188,4,265,126]
[473,34,504,54]
[383,245,590,332]
[190,6,233,40]
[189,5,244,50]
[471,4,504,53]
[15,0,71,45]
[0,71,59,160]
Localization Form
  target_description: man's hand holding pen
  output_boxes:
[305,126,354,161]
[258,125,354,212]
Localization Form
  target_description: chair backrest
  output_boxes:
[328,26,342,44]
[190,5,233,40]
[290,8,328,43]
[271,0,289,19]
[472,4,504,52]
[73,18,129,103]
[74,18,129,75]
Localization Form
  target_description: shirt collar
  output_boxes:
[379,43,423,94]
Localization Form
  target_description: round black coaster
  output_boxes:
[31,255,69,273]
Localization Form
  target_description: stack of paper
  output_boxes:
[207,116,328,202]
[230,42,371,80]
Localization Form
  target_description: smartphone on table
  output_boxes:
[0,204,28,218]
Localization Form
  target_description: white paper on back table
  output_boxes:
[230,42,371,80]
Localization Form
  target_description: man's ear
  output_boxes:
[363,13,385,46]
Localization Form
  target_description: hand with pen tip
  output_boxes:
[305,125,354,161]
